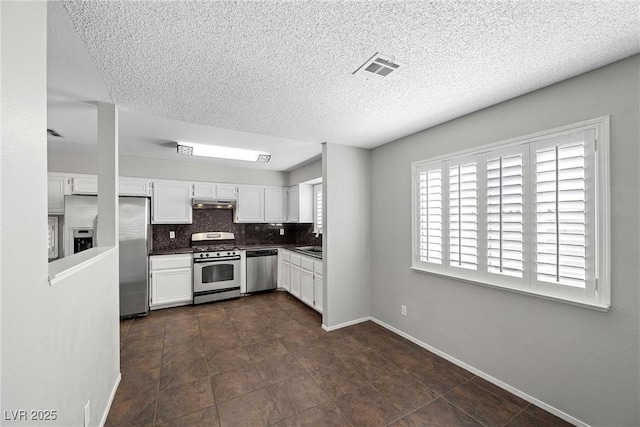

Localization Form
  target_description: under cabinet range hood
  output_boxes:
[192,199,236,209]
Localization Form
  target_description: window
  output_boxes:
[314,183,323,234]
[411,117,610,310]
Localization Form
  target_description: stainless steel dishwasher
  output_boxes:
[246,249,278,293]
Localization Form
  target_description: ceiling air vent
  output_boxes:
[47,128,63,138]
[353,53,404,79]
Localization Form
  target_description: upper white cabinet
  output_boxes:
[193,183,238,200]
[119,177,151,197]
[236,186,264,222]
[265,187,287,222]
[193,183,216,199]
[152,180,193,224]
[70,174,98,195]
[217,184,237,200]
[287,186,299,222]
[288,184,313,223]
[47,174,68,214]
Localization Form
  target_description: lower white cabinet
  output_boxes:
[290,264,301,299]
[149,254,193,309]
[300,268,314,306]
[279,250,291,291]
[280,249,323,313]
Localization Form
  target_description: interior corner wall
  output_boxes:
[370,55,640,426]
[2,3,120,426]
[47,150,288,186]
[323,143,371,328]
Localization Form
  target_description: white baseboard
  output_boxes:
[99,372,121,427]
[322,316,371,332]
[370,317,587,427]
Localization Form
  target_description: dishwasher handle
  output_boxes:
[246,249,278,257]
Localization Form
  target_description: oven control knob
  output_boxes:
[205,253,209,257]
[217,252,220,256]
[227,252,230,255]
[199,254,204,258]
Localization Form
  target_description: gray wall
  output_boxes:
[370,55,640,426]
[48,150,288,186]
[323,144,371,328]
[2,3,120,426]
[287,159,322,185]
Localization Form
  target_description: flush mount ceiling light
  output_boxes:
[176,142,271,163]
[353,53,404,79]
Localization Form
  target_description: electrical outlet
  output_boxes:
[169,231,175,239]
[84,401,90,427]
[401,305,407,316]
[280,229,285,236]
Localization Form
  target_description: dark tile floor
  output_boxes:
[108,291,572,427]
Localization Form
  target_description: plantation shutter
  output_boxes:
[314,184,323,233]
[417,165,443,264]
[534,132,593,289]
[486,153,524,278]
[449,161,478,270]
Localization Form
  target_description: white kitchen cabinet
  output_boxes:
[193,182,237,200]
[47,174,68,214]
[193,183,216,199]
[70,174,98,195]
[314,260,323,313]
[282,251,323,313]
[152,180,193,224]
[287,184,313,223]
[120,177,151,196]
[217,184,237,199]
[264,187,287,222]
[149,254,193,309]
[300,268,314,307]
[279,249,291,291]
[290,265,301,298]
[236,186,264,222]
[287,186,299,222]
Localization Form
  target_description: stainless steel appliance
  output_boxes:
[72,228,95,253]
[246,249,278,293]
[63,195,151,318]
[192,232,241,304]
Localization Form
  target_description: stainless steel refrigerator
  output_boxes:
[63,195,151,318]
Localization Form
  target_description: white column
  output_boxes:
[97,102,118,247]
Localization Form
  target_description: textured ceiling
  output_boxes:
[50,1,639,170]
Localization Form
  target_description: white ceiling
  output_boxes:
[48,1,639,171]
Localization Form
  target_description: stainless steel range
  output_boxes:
[192,232,241,304]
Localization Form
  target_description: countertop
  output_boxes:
[149,247,194,256]
[150,244,322,259]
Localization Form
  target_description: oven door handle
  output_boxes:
[193,255,241,263]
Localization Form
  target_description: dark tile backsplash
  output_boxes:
[152,208,321,251]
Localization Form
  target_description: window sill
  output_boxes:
[410,266,610,312]
[48,247,117,286]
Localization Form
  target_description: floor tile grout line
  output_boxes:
[501,403,532,427]
[441,393,492,427]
